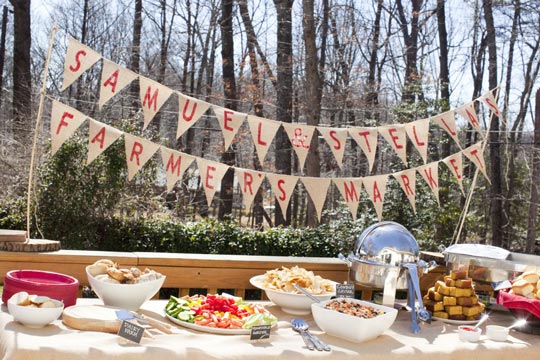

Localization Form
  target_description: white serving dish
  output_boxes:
[86,266,165,310]
[458,325,482,342]
[486,325,509,341]
[249,275,335,315]
[7,296,64,328]
[311,298,397,343]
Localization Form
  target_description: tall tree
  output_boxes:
[526,88,540,253]
[302,0,323,226]
[9,0,31,149]
[273,0,294,226]
[129,0,142,112]
[217,0,237,219]
[483,0,504,248]
[0,5,9,110]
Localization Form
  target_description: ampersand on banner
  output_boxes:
[291,127,310,149]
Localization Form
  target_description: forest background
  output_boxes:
[0,0,539,256]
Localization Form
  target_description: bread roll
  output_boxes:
[512,278,534,296]
[521,271,539,284]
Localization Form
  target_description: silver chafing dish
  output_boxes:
[341,221,433,333]
[443,244,540,283]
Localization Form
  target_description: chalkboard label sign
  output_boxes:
[117,320,145,344]
[336,283,355,298]
[250,324,271,341]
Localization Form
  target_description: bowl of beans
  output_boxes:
[311,298,398,343]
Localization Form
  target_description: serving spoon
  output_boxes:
[505,318,527,330]
[293,284,321,303]
[291,318,331,351]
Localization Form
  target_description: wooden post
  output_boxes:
[26,23,57,238]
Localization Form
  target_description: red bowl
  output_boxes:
[2,270,79,307]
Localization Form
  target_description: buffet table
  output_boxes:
[0,298,538,360]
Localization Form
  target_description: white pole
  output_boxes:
[26,23,57,238]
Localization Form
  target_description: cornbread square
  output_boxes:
[444,305,463,316]
[462,305,483,317]
[449,314,466,320]
[457,296,478,306]
[428,289,443,301]
[450,270,467,280]
[454,287,473,297]
[445,278,456,287]
[456,279,472,288]
[438,284,453,296]
[449,287,457,297]
[443,296,457,306]
[435,281,445,292]
[466,314,482,321]
[433,311,449,319]
[425,300,444,312]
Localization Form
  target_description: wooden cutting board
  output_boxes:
[62,305,122,334]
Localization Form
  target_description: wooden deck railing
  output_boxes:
[0,250,446,300]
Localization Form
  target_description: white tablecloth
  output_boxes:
[0,298,538,360]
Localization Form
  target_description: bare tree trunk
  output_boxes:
[237,0,265,227]
[526,88,540,254]
[483,0,504,247]
[130,0,142,112]
[396,0,423,106]
[302,0,323,227]
[0,5,9,110]
[217,0,237,220]
[9,0,31,149]
[273,0,294,226]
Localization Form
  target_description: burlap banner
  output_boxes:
[124,134,161,181]
[317,127,348,168]
[99,60,138,108]
[62,37,101,91]
[87,119,123,165]
[50,100,87,155]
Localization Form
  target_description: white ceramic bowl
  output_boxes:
[311,298,398,343]
[458,325,482,342]
[249,275,335,315]
[86,266,165,310]
[486,325,509,341]
[7,297,64,328]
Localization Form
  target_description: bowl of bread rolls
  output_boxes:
[86,259,165,310]
[497,270,540,330]
[8,291,64,328]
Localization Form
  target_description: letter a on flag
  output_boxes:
[87,119,123,165]
[99,60,138,108]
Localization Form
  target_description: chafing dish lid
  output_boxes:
[352,221,419,266]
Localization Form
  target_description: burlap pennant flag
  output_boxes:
[442,152,465,195]
[417,161,440,205]
[456,102,484,138]
[463,142,490,183]
[480,89,501,118]
[196,158,230,207]
[235,168,265,211]
[266,173,298,217]
[405,118,430,164]
[212,106,247,150]
[50,100,87,155]
[177,93,211,139]
[98,60,138,108]
[160,148,195,192]
[317,127,348,168]
[348,127,378,173]
[62,37,102,91]
[301,177,331,222]
[379,124,408,165]
[282,123,317,170]
[139,76,173,129]
[362,174,388,221]
[432,110,461,148]
[87,118,123,165]
[247,115,281,165]
[332,178,363,220]
[392,169,417,213]
[124,134,161,181]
